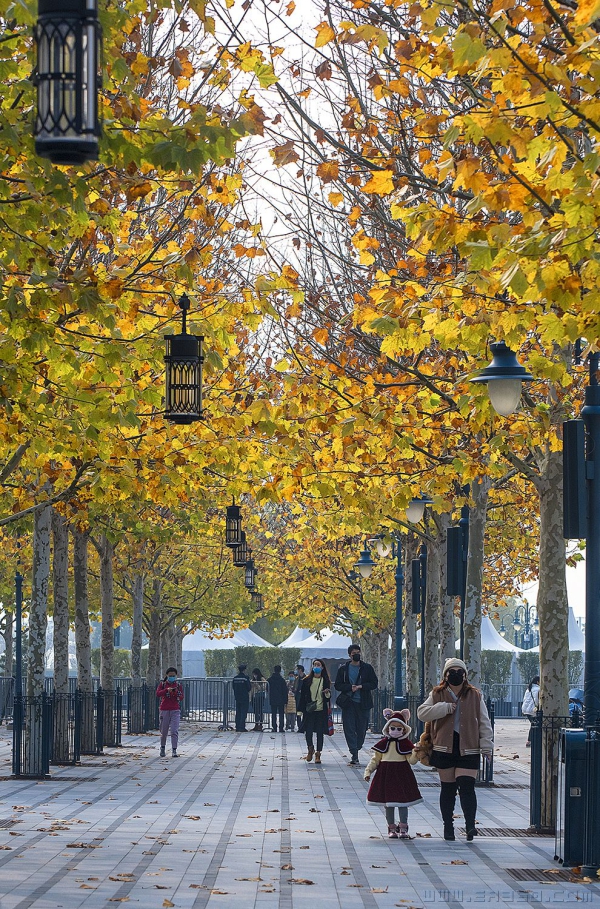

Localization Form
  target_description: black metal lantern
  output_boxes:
[225,501,243,548]
[34,0,102,164]
[232,532,250,567]
[164,294,204,424]
[251,590,264,611]
[354,544,375,579]
[244,559,257,590]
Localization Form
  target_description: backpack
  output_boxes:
[522,688,537,716]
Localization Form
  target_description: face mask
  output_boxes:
[313,667,322,675]
[351,653,361,663]
[167,676,176,683]
[388,726,404,738]
[288,676,295,681]
[447,669,465,686]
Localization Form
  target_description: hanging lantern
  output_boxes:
[34,0,102,164]
[225,501,243,548]
[244,559,257,590]
[251,590,264,612]
[164,293,204,424]
[470,341,533,416]
[232,532,250,567]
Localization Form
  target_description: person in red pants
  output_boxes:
[156,668,184,757]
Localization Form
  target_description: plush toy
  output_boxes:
[413,721,433,766]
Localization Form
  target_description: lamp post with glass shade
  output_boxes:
[470,341,534,416]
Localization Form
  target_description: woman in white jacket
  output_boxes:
[417,658,493,842]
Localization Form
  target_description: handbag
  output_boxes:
[336,691,352,709]
[306,679,322,713]
[327,705,334,736]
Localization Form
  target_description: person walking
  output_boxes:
[267,665,288,732]
[232,664,251,732]
[285,670,298,731]
[417,658,493,842]
[295,664,306,731]
[364,709,423,839]
[334,643,378,765]
[250,668,266,731]
[297,659,331,764]
[521,676,540,746]
[156,667,184,758]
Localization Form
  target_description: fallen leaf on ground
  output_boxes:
[288,878,315,885]
[185,815,201,820]
[236,876,262,881]
[280,864,293,870]
[372,887,389,893]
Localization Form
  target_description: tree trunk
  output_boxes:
[174,626,183,676]
[52,510,69,695]
[463,475,492,690]
[51,509,70,763]
[26,503,51,775]
[131,573,144,685]
[4,611,13,678]
[147,579,162,686]
[534,448,569,832]
[535,449,569,717]
[74,526,94,752]
[361,628,390,691]
[97,534,116,745]
[425,532,442,692]
[129,573,145,734]
[404,536,419,698]
[28,504,51,698]
[434,512,456,663]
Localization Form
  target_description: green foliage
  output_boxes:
[204,650,236,678]
[568,651,584,687]
[517,651,540,685]
[203,646,302,678]
[91,648,132,678]
[480,651,514,697]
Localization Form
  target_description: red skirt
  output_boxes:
[367,760,423,808]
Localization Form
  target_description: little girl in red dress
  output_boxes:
[364,708,423,839]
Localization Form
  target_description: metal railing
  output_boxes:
[12,694,52,778]
[530,711,583,832]
[49,692,81,765]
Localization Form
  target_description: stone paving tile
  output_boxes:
[0,722,598,908]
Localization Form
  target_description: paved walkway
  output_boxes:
[0,722,598,909]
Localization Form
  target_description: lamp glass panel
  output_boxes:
[406,500,425,523]
[376,538,392,558]
[487,378,522,416]
[356,561,373,579]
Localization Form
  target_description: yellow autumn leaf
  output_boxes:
[574,0,600,25]
[315,22,336,47]
[329,192,344,207]
[362,170,395,195]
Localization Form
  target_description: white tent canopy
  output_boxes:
[279,626,312,647]
[454,616,524,652]
[299,628,354,660]
[528,607,585,653]
[234,628,272,648]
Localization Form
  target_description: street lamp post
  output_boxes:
[12,569,24,777]
[563,350,600,875]
[355,537,406,710]
[447,497,469,660]
[512,602,539,649]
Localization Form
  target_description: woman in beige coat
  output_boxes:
[417,658,493,842]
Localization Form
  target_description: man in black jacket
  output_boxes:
[267,665,288,732]
[232,664,251,732]
[334,644,378,765]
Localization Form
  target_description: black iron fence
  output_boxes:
[530,711,584,832]
[12,694,52,778]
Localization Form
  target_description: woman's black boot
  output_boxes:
[440,782,458,841]
[457,776,477,840]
